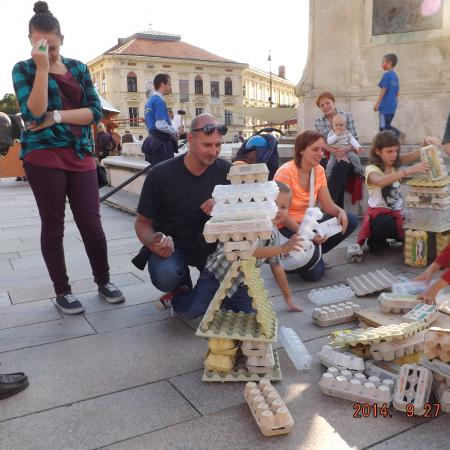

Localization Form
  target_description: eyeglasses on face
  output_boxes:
[192,124,228,136]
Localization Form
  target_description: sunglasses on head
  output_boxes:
[192,124,228,136]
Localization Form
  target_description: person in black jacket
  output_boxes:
[95,122,115,161]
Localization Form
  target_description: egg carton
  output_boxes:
[419,145,448,181]
[244,379,294,436]
[212,181,279,204]
[403,207,450,233]
[370,331,425,362]
[223,240,258,261]
[307,284,354,305]
[211,201,277,221]
[350,344,374,360]
[227,163,269,184]
[391,279,429,295]
[407,175,450,188]
[392,364,433,416]
[299,207,324,240]
[378,293,422,314]
[319,367,395,406]
[438,299,450,316]
[436,232,450,254]
[402,303,439,326]
[404,193,450,210]
[205,351,237,372]
[203,217,273,243]
[433,380,450,413]
[246,345,275,374]
[315,216,343,238]
[203,350,282,382]
[312,301,360,327]
[420,357,450,381]
[346,244,363,262]
[241,341,271,357]
[364,360,401,382]
[208,338,239,356]
[432,371,450,386]
[279,326,313,371]
[424,327,450,363]
[317,345,365,371]
[347,269,399,297]
[331,322,425,347]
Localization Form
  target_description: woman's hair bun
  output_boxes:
[33,1,50,15]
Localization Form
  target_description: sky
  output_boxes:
[1,0,310,96]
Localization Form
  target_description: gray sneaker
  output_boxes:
[55,294,85,315]
[98,283,125,304]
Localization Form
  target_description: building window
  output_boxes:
[179,80,189,103]
[224,110,233,126]
[211,81,219,98]
[129,107,139,127]
[127,72,137,92]
[195,75,203,94]
[195,107,204,116]
[225,77,232,96]
[242,83,246,97]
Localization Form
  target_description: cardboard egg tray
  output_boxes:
[212,181,279,204]
[424,327,450,363]
[279,326,313,371]
[227,163,269,184]
[208,338,239,356]
[370,331,425,362]
[212,200,277,221]
[312,302,360,327]
[347,269,399,297]
[419,145,448,181]
[307,284,354,306]
[392,364,433,416]
[331,322,425,347]
[403,207,450,233]
[350,344,373,360]
[402,303,439,326]
[223,240,258,262]
[433,380,450,413]
[364,360,401,382]
[407,175,450,188]
[242,341,271,357]
[319,367,395,406]
[203,217,273,243]
[205,351,237,372]
[346,244,363,262]
[244,379,294,436]
[246,345,275,374]
[203,350,281,382]
[317,345,365,371]
[378,293,421,314]
[405,194,450,210]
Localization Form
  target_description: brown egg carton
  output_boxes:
[241,341,271,357]
[424,327,450,363]
[246,345,275,374]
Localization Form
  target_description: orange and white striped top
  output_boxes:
[274,160,327,223]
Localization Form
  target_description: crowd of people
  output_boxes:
[3,1,450,403]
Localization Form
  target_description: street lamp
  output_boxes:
[267,50,273,108]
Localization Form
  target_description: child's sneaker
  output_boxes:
[157,286,190,314]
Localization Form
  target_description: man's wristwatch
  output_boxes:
[53,110,62,124]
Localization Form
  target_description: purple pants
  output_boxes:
[24,163,110,295]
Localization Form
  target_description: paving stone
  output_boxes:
[0,381,199,450]
[0,251,19,260]
[0,299,60,329]
[0,320,204,421]
[0,291,11,306]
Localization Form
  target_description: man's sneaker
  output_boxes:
[157,286,190,312]
[98,283,125,304]
[55,294,85,315]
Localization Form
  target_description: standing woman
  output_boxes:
[12,2,124,314]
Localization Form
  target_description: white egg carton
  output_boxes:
[299,207,323,240]
[378,293,422,314]
[244,379,294,436]
[279,326,312,371]
[316,217,342,238]
[347,269,398,297]
[227,163,269,184]
[420,357,450,381]
[246,345,275,374]
[391,280,429,295]
[419,145,448,181]
[223,240,258,261]
[364,360,401,382]
[307,284,354,305]
[370,331,425,362]
[212,181,279,204]
[203,217,273,243]
[393,364,433,416]
[312,301,360,327]
[317,345,365,371]
[424,327,450,363]
[241,341,272,357]
[346,244,363,262]
[319,367,395,406]
[403,207,450,233]
[402,303,439,326]
[433,380,450,413]
[212,200,277,220]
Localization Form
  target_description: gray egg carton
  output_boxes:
[312,301,360,327]
[317,345,365,372]
[347,268,399,296]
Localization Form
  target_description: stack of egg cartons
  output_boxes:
[197,163,281,382]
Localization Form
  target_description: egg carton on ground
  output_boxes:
[402,303,439,327]
[346,244,363,262]
[227,163,269,184]
[347,269,399,297]
[244,379,294,436]
[212,200,277,221]
[433,380,450,413]
[203,350,281,382]
[392,364,433,416]
[331,322,425,347]
[212,181,279,204]
[406,174,450,188]
[246,345,275,374]
[208,338,239,356]
[419,145,448,181]
[307,284,354,305]
[438,299,450,316]
[317,345,365,371]
[424,327,450,363]
[205,351,237,372]
[403,207,450,233]
[223,240,258,261]
[378,293,422,314]
[364,360,401,382]
[316,217,342,238]
[312,301,360,327]
[203,217,273,243]
[242,341,271,357]
[279,327,313,371]
[370,331,425,362]
[319,367,395,406]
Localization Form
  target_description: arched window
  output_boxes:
[127,72,137,92]
[195,75,203,95]
[225,77,232,96]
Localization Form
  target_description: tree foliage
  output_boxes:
[0,93,19,114]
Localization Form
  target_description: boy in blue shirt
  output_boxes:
[373,53,402,139]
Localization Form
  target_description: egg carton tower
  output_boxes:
[403,145,450,267]
[196,164,281,382]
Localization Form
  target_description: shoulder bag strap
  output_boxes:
[309,167,315,208]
